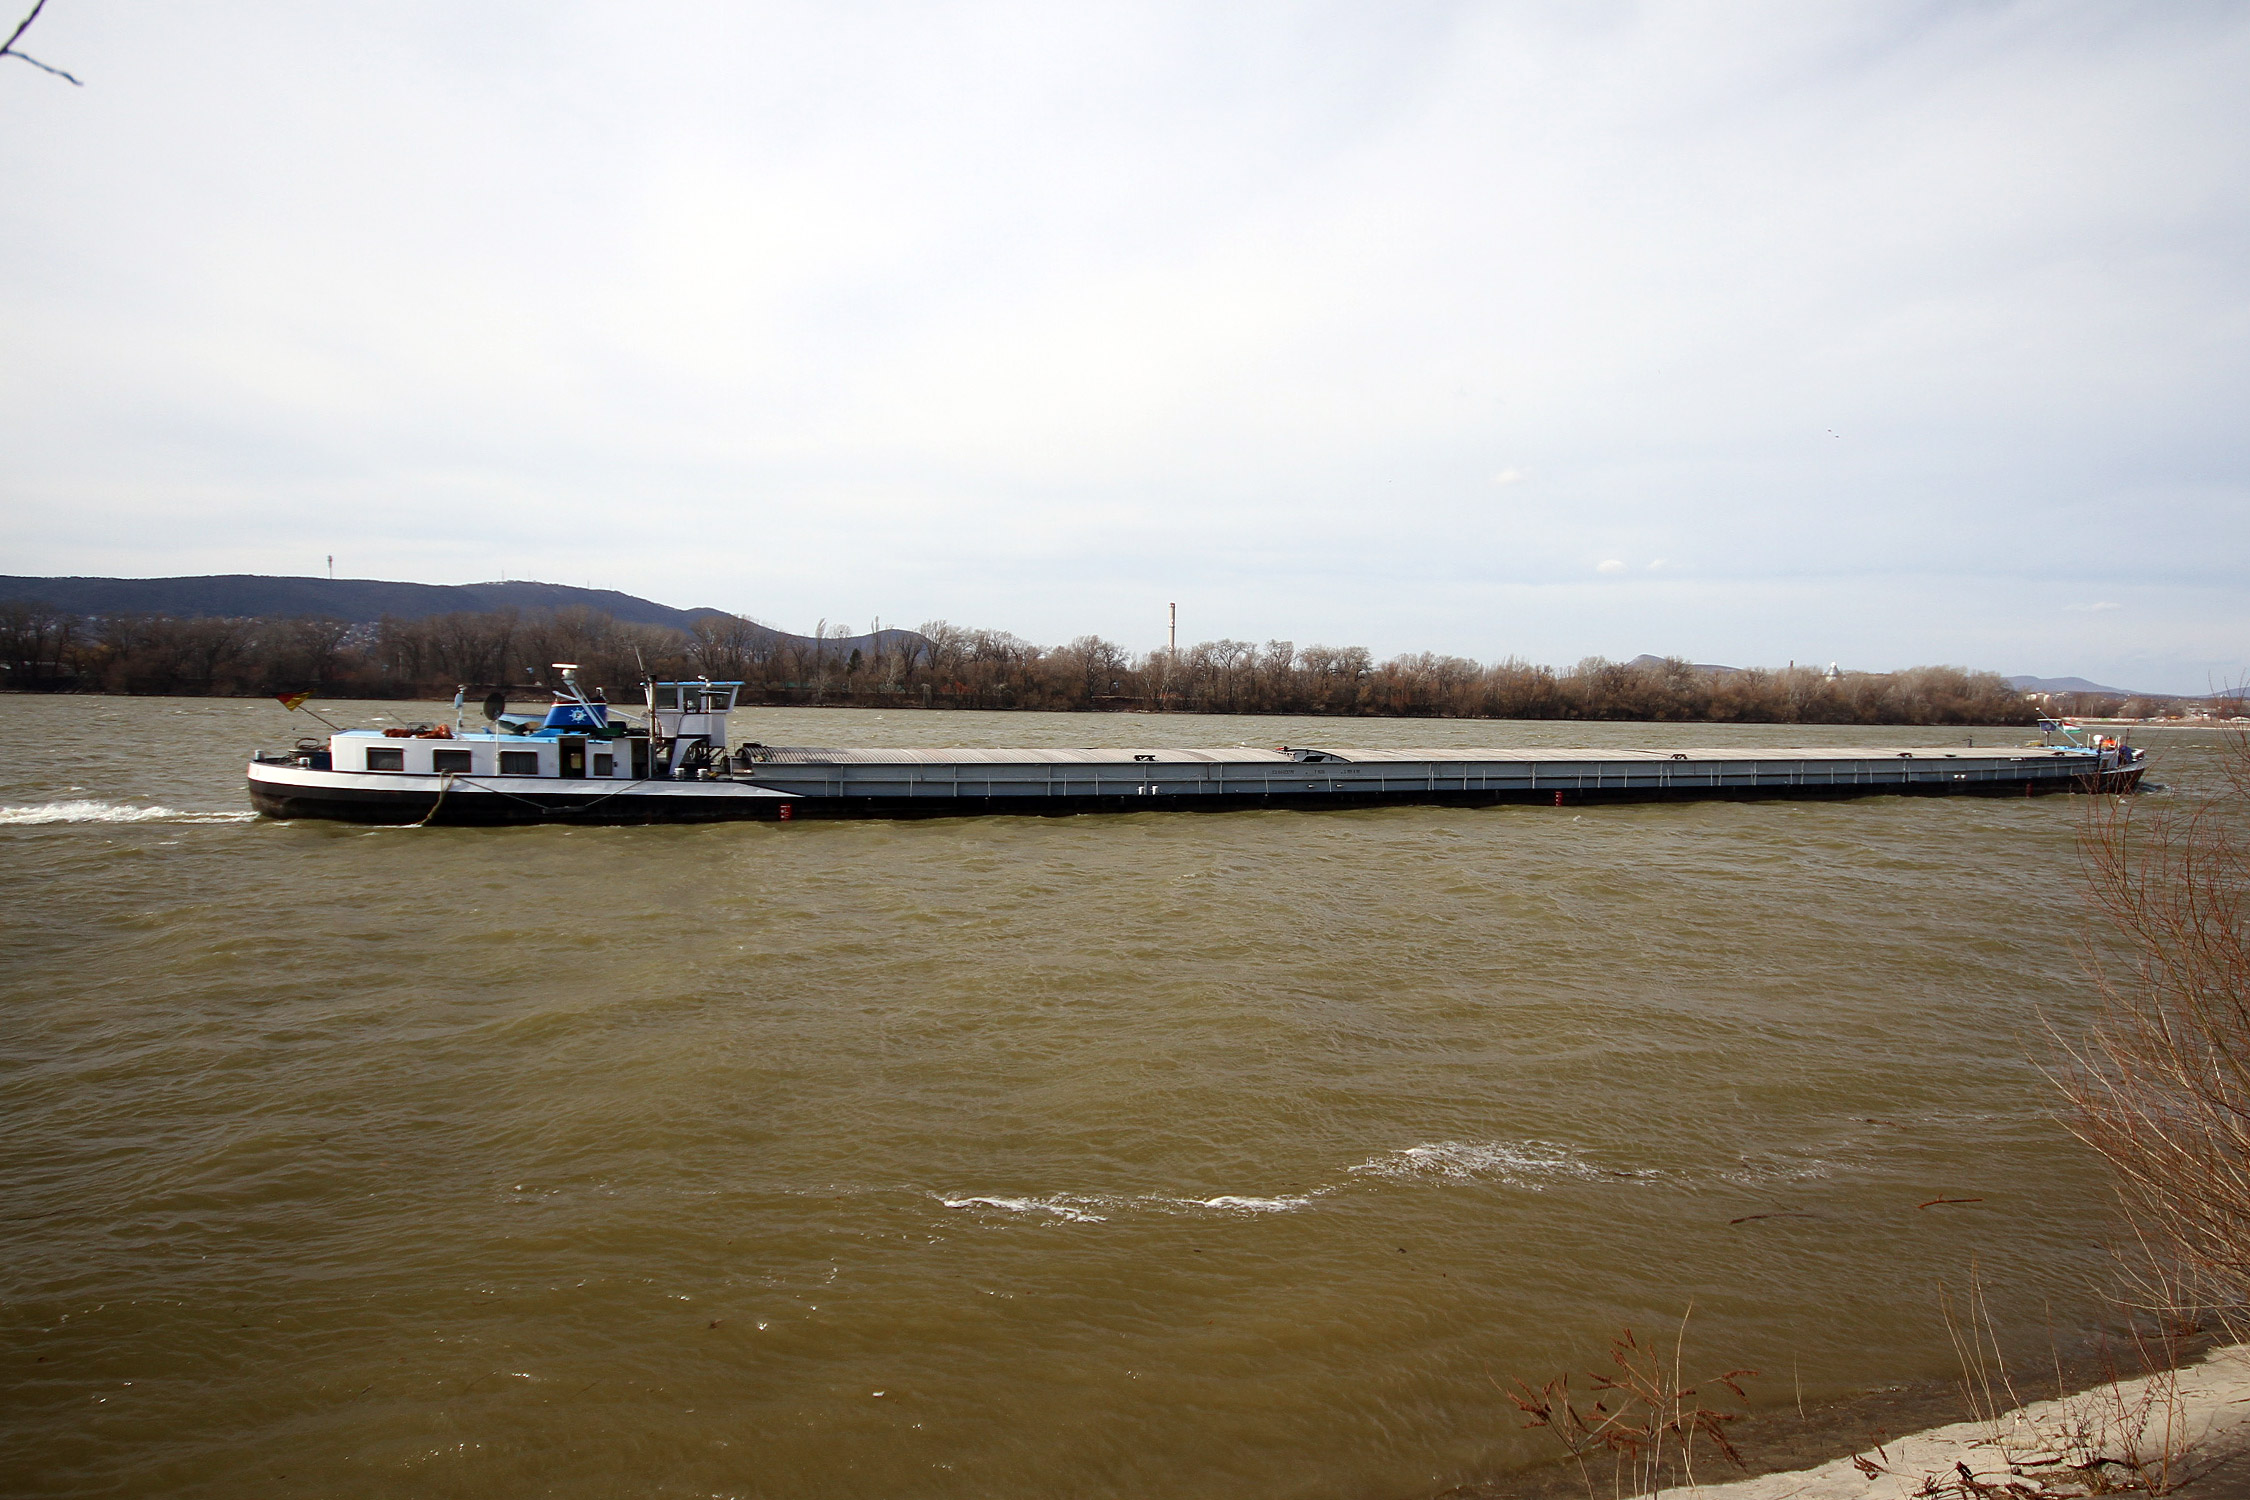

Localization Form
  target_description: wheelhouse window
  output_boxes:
[592,753,615,776]
[432,749,472,773]
[365,747,404,771]
[499,750,540,776]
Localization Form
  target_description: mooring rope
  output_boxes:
[413,771,457,827]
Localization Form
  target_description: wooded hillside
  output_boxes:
[0,596,2038,725]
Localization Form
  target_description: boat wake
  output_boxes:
[0,800,257,826]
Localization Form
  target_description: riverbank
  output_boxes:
[1689,1341,2250,1499]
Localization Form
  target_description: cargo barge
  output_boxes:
[246,674,2148,826]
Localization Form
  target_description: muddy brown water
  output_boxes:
[1,697,2232,1498]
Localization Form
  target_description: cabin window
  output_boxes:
[365,747,404,771]
[653,685,679,709]
[432,749,473,773]
[499,750,541,776]
[592,753,615,776]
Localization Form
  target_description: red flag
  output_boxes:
[277,691,313,711]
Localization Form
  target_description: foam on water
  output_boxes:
[932,1147,1668,1223]
[939,1195,1109,1223]
[1347,1139,1614,1188]
[1186,1194,1316,1214]
[0,799,255,826]
[1133,1191,1327,1215]
[938,1190,1323,1222]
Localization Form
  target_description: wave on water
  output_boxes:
[1130,1192,1324,1216]
[1348,1139,1620,1188]
[936,1190,1321,1223]
[1719,1150,1843,1186]
[934,1143,1652,1228]
[0,800,256,826]
[1181,1194,1316,1214]
[939,1194,1109,1223]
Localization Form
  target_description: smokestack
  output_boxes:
[1169,602,1176,653]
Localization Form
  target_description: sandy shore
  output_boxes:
[1682,1342,2250,1498]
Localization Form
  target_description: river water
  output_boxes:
[1,696,2228,1498]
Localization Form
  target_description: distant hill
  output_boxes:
[1624,654,1742,677]
[2006,674,2161,699]
[0,573,738,631]
[1618,661,2190,701]
[0,573,925,661]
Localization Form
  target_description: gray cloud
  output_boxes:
[1,1,2243,692]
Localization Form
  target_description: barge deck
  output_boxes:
[246,675,2147,825]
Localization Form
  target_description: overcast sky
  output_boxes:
[2,2,2245,692]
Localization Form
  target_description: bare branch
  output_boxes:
[2057,724,2250,1316]
[7,50,79,84]
[0,0,50,55]
[0,0,81,86]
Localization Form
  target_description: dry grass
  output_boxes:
[2057,726,2250,1323]
[1974,722,2250,1496]
[1927,1266,2196,1496]
[1505,1308,1757,1499]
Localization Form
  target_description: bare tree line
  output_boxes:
[1,596,2055,724]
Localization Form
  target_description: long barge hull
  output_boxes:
[247,744,2144,826]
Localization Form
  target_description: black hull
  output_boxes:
[249,763,2143,826]
[247,780,779,825]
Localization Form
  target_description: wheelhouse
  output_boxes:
[646,680,744,775]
